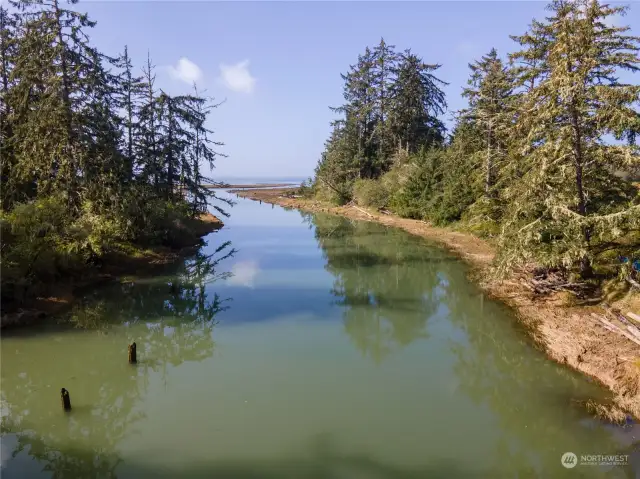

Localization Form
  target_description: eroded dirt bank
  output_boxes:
[0,212,224,329]
[233,187,640,421]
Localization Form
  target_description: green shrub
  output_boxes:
[297,178,315,198]
[0,196,80,304]
[388,149,443,220]
[353,178,389,209]
[315,183,352,205]
[461,197,503,238]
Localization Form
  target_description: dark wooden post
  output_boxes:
[259,200,262,205]
[128,342,137,364]
[61,388,71,411]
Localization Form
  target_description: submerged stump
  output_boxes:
[128,342,137,364]
[61,388,71,411]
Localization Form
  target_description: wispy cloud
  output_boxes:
[218,60,257,94]
[227,260,260,288]
[454,41,486,61]
[168,57,203,85]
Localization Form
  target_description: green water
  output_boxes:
[1,193,638,478]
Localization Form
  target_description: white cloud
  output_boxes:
[168,57,203,85]
[227,260,260,288]
[218,60,257,94]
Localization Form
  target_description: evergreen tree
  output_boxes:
[461,48,514,197]
[137,52,161,190]
[509,18,552,93]
[389,49,447,154]
[0,0,229,309]
[8,0,115,211]
[186,85,228,217]
[370,38,399,161]
[501,0,640,277]
[330,47,378,177]
[116,45,144,183]
[0,6,19,207]
[314,123,360,203]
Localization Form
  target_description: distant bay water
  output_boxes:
[217,176,309,186]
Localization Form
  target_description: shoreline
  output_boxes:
[0,212,224,329]
[203,183,298,189]
[232,187,640,422]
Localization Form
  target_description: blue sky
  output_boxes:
[73,2,638,178]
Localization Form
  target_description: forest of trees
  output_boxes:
[0,0,228,309]
[312,0,640,282]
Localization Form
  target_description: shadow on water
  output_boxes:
[2,433,484,479]
[0,240,236,478]
[116,434,485,479]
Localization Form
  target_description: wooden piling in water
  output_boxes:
[128,342,137,364]
[61,388,71,411]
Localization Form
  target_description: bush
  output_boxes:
[0,196,82,304]
[461,197,504,238]
[315,182,352,205]
[296,177,315,198]
[388,149,443,220]
[353,178,389,209]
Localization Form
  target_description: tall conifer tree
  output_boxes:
[501,0,640,277]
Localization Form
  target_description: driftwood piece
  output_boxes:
[591,313,640,347]
[590,314,618,334]
[627,312,640,325]
[352,205,375,218]
[602,305,640,339]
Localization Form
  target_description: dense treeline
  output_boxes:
[312,0,640,281]
[0,0,227,308]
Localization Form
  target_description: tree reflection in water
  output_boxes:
[306,212,637,477]
[306,213,453,364]
[0,241,235,478]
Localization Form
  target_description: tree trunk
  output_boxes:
[485,121,493,197]
[125,49,134,181]
[53,0,76,211]
[166,99,174,201]
[570,103,592,278]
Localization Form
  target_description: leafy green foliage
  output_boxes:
[353,178,389,209]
